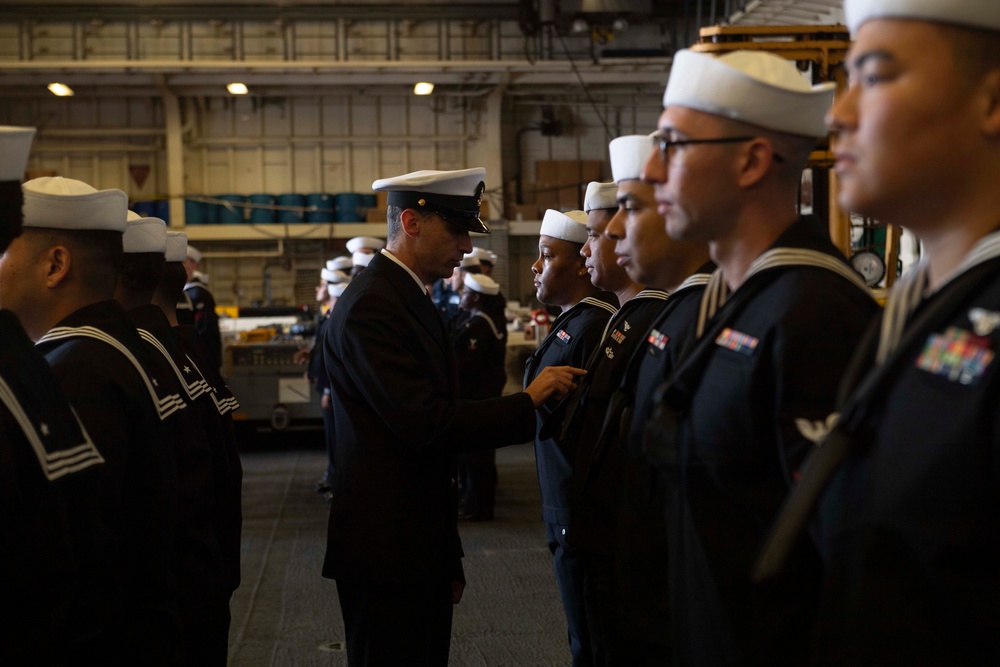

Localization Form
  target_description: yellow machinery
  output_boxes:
[691,24,901,290]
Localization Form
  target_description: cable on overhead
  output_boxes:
[556,32,612,143]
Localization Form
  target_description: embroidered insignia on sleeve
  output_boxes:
[917,326,994,385]
[624,321,631,332]
[715,327,759,356]
[648,329,669,351]
[605,346,615,359]
[968,308,1000,336]
[795,413,840,444]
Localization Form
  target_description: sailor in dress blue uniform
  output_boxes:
[0,126,107,664]
[523,207,618,667]
[1,176,183,662]
[642,49,879,665]
[600,133,714,666]
[757,2,1000,663]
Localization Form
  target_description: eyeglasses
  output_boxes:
[650,133,784,163]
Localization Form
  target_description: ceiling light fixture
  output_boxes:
[227,82,249,95]
[413,82,434,96]
[47,82,74,97]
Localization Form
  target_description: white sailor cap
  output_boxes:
[345,236,385,254]
[166,232,187,262]
[464,272,500,296]
[470,246,497,265]
[123,210,167,254]
[0,126,35,181]
[610,135,656,183]
[186,244,203,263]
[664,50,836,138]
[321,268,350,284]
[845,0,1000,32]
[460,252,481,269]
[22,176,128,233]
[540,209,589,244]
[352,250,374,268]
[327,256,354,272]
[372,167,489,234]
[584,182,618,212]
[328,281,351,298]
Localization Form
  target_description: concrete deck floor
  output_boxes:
[228,436,570,666]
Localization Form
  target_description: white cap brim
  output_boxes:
[540,209,589,244]
[346,236,385,253]
[166,232,187,262]
[0,126,36,181]
[610,135,656,183]
[123,217,167,254]
[584,182,618,212]
[845,0,1000,33]
[464,272,500,295]
[327,256,354,272]
[664,49,835,138]
[352,250,374,267]
[22,177,128,232]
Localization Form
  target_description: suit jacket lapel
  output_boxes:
[375,254,457,394]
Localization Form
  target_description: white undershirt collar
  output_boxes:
[380,248,428,293]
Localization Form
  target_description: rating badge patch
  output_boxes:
[916,326,994,385]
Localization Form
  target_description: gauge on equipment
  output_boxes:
[850,250,886,287]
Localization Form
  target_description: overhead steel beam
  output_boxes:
[0,3,522,22]
[0,57,674,93]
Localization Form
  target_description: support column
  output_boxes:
[464,87,504,215]
[156,74,186,228]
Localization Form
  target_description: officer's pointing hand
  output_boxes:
[525,366,587,407]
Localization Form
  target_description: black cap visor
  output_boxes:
[387,187,489,234]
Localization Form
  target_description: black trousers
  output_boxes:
[460,449,497,518]
[321,402,336,482]
[337,578,454,667]
[180,598,232,666]
[547,522,593,667]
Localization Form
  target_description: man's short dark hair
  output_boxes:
[156,262,188,306]
[119,252,166,303]
[387,205,404,242]
[25,227,123,297]
[937,23,1000,86]
[0,182,23,254]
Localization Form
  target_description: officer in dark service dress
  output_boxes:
[524,207,618,667]
[452,272,508,520]
[757,2,1000,664]
[0,126,108,665]
[642,51,878,665]
[321,168,583,667]
[599,133,714,666]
